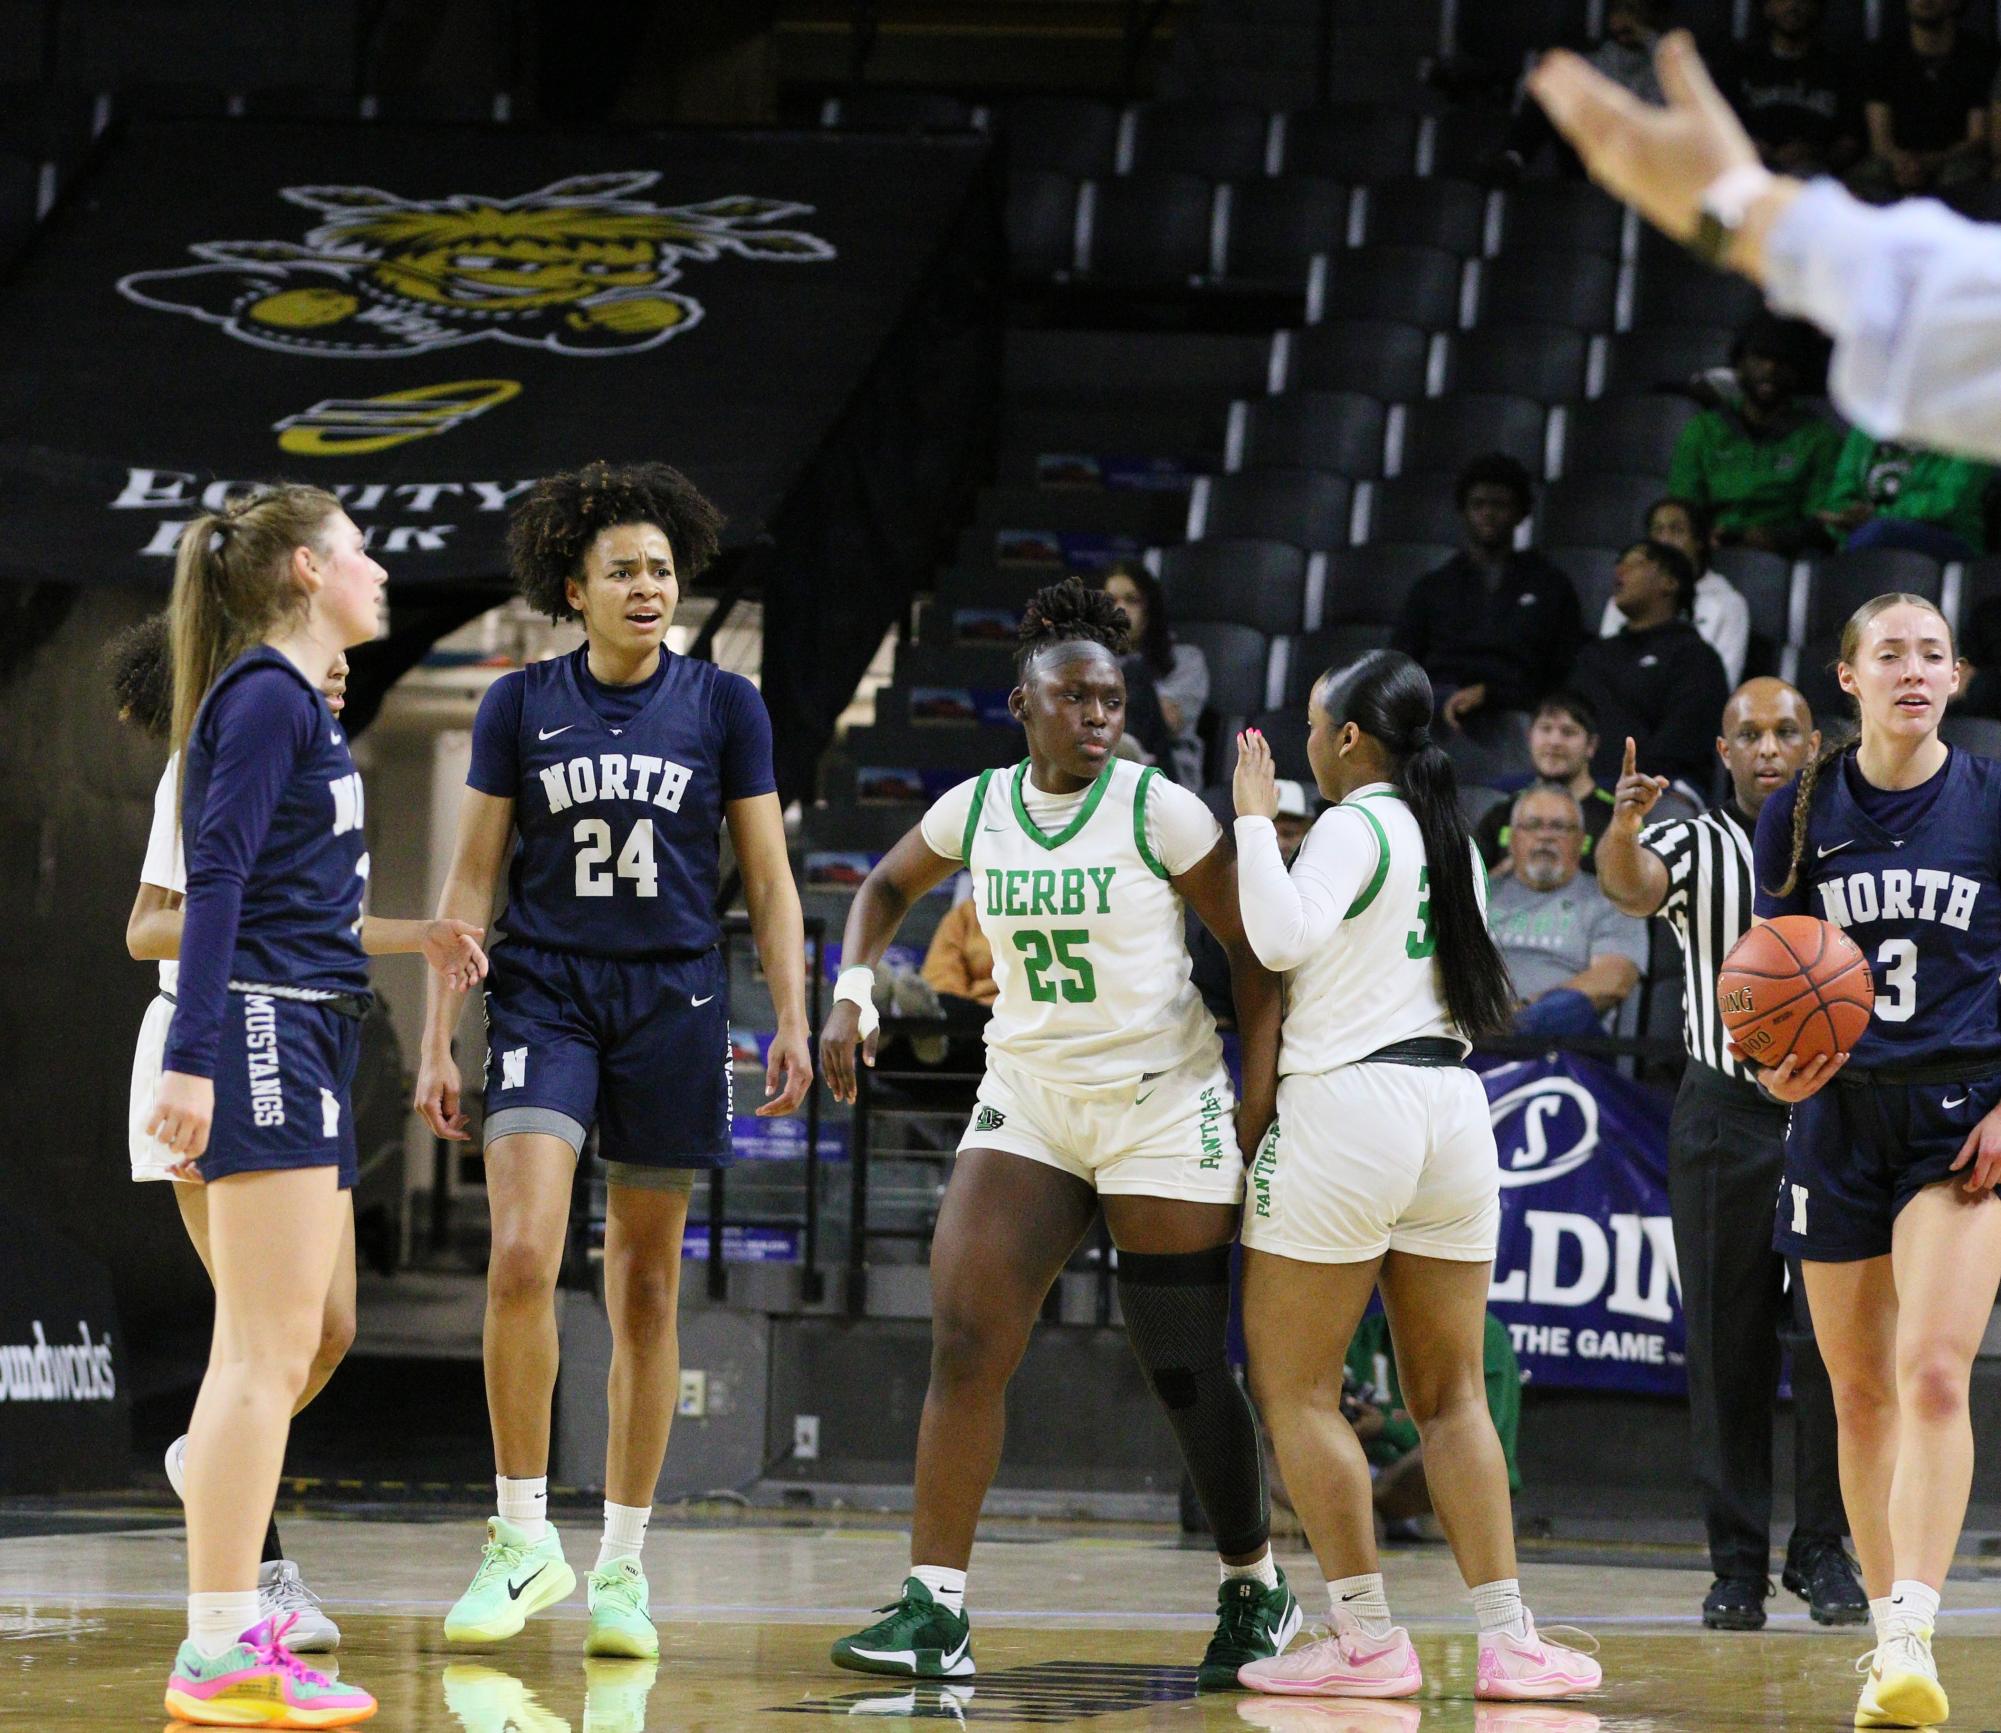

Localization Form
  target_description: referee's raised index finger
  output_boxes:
[1623,737,1637,779]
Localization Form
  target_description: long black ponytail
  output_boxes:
[1319,650,1515,1038]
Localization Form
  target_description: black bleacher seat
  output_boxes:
[1544,544,1619,626]
[1221,176,1349,286]
[1454,0,1594,71]
[1241,707,1314,781]
[60,0,354,88]
[1181,621,1277,718]
[1539,472,1664,548]
[1158,539,1314,633]
[1595,326,1736,397]
[1712,547,1796,662]
[1942,714,2001,759]
[1397,393,1548,481]
[1318,243,1464,328]
[973,487,1191,543]
[118,80,232,118]
[1477,248,1619,331]
[363,85,510,123]
[1820,0,1875,46]
[839,723,1007,777]
[1559,396,1697,479]
[1363,478,1470,546]
[1428,109,1514,180]
[1806,549,1945,638]
[1232,390,1386,476]
[241,84,359,119]
[1321,543,1454,625]
[1005,97,1122,176]
[1126,100,1271,179]
[1498,182,1626,257]
[898,643,1018,688]
[820,90,981,132]
[1284,626,1395,701]
[1078,173,1218,283]
[1281,320,1431,399]
[0,83,104,177]
[1005,329,1271,410]
[1792,636,1845,722]
[1192,469,1352,550]
[0,151,36,265]
[1630,244,1766,329]
[1280,104,1420,180]
[1443,324,1588,402]
[1956,554,2001,633]
[1355,178,1490,256]
[1005,171,1079,281]
[932,567,1042,617]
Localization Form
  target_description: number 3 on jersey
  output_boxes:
[1876,937,1916,1021]
[575,817,659,897]
[1014,928,1096,1002]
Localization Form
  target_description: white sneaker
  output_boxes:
[259,1558,341,1652]
[164,1434,188,1501]
[1854,1628,1947,1728]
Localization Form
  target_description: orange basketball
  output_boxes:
[1717,915,1875,1069]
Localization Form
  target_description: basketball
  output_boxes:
[1717,916,1875,1069]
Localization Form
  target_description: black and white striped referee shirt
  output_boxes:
[1639,803,1759,1081]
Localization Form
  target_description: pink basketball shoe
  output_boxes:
[1475,1613,1602,1700]
[1237,1614,1423,1698]
[164,1613,377,1727]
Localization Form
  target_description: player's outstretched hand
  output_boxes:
[1527,31,1760,256]
[1233,729,1279,820]
[1612,737,1671,834]
[421,918,489,993]
[415,1047,470,1141]
[1734,1045,1846,1103]
[819,1000,877,1107]
[758,1023,814,1118]
[148,1070,213,1168]
[1950,1100,2001,1194]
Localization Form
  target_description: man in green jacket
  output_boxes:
[1813,429,1991,560]
[1668,316,1843,554]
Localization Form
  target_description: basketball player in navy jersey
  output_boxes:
[147,485,389,1727]
[1750,593,2001,1728]
[416,461,811,1660]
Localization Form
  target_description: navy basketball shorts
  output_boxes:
[481,940,733,1175]
[193,992,360,1189]
[1775,1070,2001,1261]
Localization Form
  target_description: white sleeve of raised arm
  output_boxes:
[1764,179,2001,460]
[1232,808,1375,972]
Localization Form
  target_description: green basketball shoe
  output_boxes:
[1197,1567,1303,1690]
[443,1517,577,1645]
[831,1577,975,1678]
[584,1558,660,1659]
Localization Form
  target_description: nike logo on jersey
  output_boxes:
[330,730,343,745]
[1944,1094,1968,1108]
[1816,841,1853,859]
[691,993,715,1007]
[507,1564,547,1601]
[538,724,577,741]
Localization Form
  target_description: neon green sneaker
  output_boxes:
[443,1518,576,1645]
[1197,1566,1303,1690]
[831,1577,974,1678]
[584,1559,659,1659]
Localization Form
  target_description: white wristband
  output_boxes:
[833,966,880,1039]
[1701,162,1776,227]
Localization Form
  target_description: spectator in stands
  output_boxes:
[1391,453,1583,735]
[1572,540,1733,794]
[1475,691,1617,875]
[1850,0,1995,201]
[1955,596,2001,716]
[1488,783,1650,1035]
[1812,429,1994,560]
[1602,497,1751,684]
[1721,0,1864,178]
[1669,314,1843,554]
[921,877,997,1010]
[1487,0,1671,183]
[1103,563,1208,787]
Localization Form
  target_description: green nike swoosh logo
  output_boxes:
[1136,1089,1156,1104]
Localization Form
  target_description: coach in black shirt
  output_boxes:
[1570,540,1730,795]
[1391,452,1583,732]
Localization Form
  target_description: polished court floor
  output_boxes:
[3,1508,1998,1730]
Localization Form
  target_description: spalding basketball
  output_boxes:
[1717,915,1875,1069]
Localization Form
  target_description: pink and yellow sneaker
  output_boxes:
[1475,1613,1602,1701]
[164,1613,377,1727]
[1237,1613,1423,1698]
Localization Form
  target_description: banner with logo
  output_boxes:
[1481,1053,1685,1396]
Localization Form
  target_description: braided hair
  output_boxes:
[1015,576,1131,676]
[507,460,724,623]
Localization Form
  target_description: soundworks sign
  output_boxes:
[0,1320,118,1403]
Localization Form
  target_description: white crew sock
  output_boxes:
[1472,1577,1531,1642]
[187,1590,260,1661]
[1886,1579,1940,1637]
[911,1564,967,1616]
[1327,1572,1393,1639]
[1870,1595,1894,1645]
[1221,1548,1280,1592]
[496,1474,548,1543]
[596,1501,651,1571]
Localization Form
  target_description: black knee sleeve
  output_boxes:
[1117,1244,1269,1556]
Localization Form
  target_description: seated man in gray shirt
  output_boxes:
[1487,782,1651,1036]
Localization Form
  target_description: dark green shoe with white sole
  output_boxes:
[831,1577,975,1678]
[1197,1566,1303,1690]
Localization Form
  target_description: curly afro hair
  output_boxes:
[1016,576,1131,677]
[507,460,725,623]
[106,611,173,740]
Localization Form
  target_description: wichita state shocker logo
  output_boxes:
[117,172,835,357]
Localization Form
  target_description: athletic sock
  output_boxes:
[595,1500,651,1571]
[496,1474,549,1543]
[1870,1596,1894,1646]
[187,1590,260,1661]
[1328,1572,1393,1639]
[260,1516,284,1565]
[911,1565,967,1616]
[1472,1578,1531,1642]
[1886,1579,1940,1639]
[1221,1548,1280,1592]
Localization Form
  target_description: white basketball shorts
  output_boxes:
[128,993,182,1182]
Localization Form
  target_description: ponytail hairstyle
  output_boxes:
[1318,650,1514,1037]
[106,611,174,741]
[167,483,343,816]
[1770,590,1952,898]
[1015,575,1131,677]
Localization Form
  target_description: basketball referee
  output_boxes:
[1598,677,1865,1629]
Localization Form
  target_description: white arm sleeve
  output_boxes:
[917,777,981,862]
[139,757,185,894]
[1764,179,2001,459]
[1148,777,1225,876]
[1233,807,1377,972]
